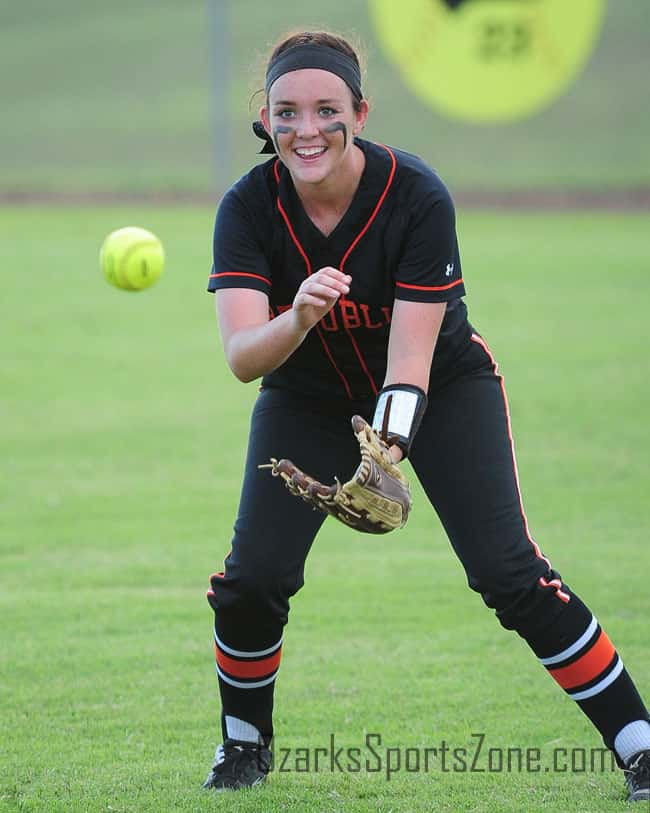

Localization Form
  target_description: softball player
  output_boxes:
[202,31,650,800]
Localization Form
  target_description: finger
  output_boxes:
[314,268,352,284]
[314,268,352,286]
[304,280,349,298]
[303,283,345,300]
[297,293,328,307]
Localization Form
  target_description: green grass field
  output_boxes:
[1,206,649,812]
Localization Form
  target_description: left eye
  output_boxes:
[319,107,336,117]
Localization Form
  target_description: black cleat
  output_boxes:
[202,739,271,791]
[624,750,650,803]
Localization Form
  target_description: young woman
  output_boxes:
[203,31,650,800]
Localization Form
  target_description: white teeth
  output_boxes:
[295,147,326,157]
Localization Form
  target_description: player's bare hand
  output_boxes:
[388,445,404,464]
[291,267,351,333]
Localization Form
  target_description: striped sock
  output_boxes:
[538,615,622,702]
[213,626,283,745]
[528,591,650,755]
[214,631,283,689]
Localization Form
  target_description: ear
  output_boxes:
[259,105,271,133]
[353,99,370,136]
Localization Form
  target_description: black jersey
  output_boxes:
[208,138,471,400]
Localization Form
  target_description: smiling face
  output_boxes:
[260,68,369,190]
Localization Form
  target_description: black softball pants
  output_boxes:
[207,333,648,749]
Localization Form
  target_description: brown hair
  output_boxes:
[269,31,361,69]
[254,30,366,113]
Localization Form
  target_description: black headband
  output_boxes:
[254,44,363,155]
[265,43,363,101]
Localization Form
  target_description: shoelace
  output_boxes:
[624,751,650,784]
[212,742,269,771]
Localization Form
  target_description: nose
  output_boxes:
[296,112,320,139]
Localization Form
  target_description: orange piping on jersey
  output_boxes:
[339,144,397,271]
[274,159,354,399]
[337,144,398,397]
[315,326,354,398]
[396,278,464,292]
[548,631,616,690]
[210,271,271,285]
[274,160,312,274]
[344,330,378,395]
[469,334,565,600]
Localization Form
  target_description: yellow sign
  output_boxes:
[368,0,606,122]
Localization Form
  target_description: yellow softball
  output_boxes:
[100,226,164,291]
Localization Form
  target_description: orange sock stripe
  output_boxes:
[548,631,616,690]
[215,645,282,679]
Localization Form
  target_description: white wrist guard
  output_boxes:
[371,384,428,459]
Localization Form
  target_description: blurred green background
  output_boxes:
[2,0,649,196]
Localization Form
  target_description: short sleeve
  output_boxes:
[394,184,465,303]
[207,187,272,295]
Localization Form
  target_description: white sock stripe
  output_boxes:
[568,656,623,701]
[539,616,598,666]
[216,665,279,689]
[225,715,262,743]
[214,632,283,658]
